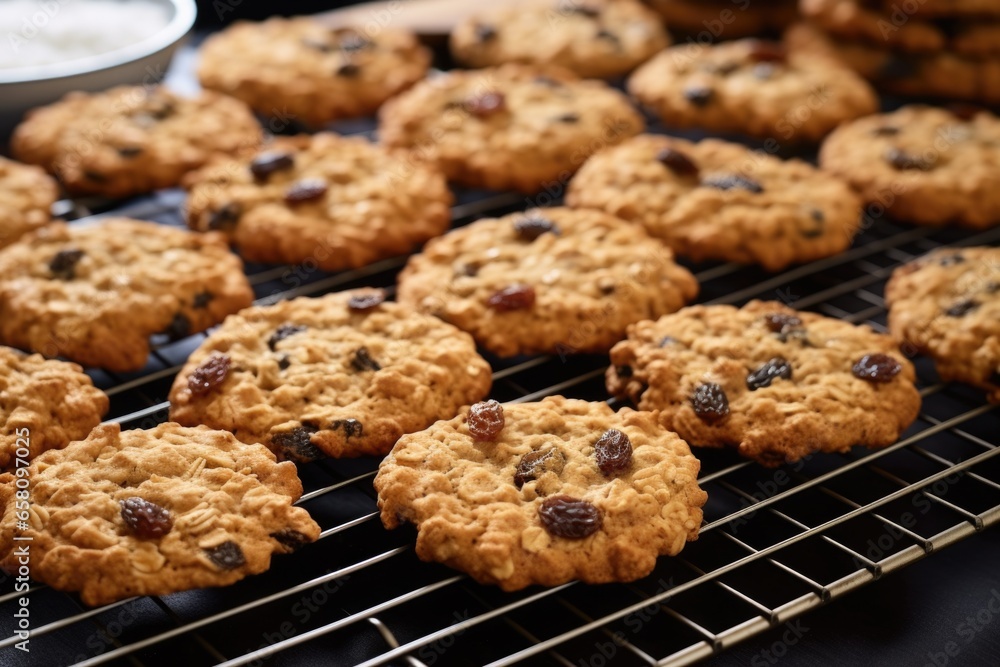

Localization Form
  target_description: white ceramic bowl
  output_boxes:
[0,0,197,132]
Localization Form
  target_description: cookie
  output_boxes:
[0,219,254,372]
[377,64,645,193]
[801,0,1000,56]
[886,247,1000,402]
[646,0,799,39]
[0,473,15,561]
[819,104,1000,228]
[0,347,108,473]
[0,156,57,250]
[450,0,669,79]
[198,18,431,127]
[786,23,1000,104]
[567,134,862,271]
[0,422,320,606]
[627,37,878,143]
[169,290,492,461]
[607,300,922,466]
[396,207,698,357]
[11,86,262,198]
[802,0,1000,21]
[374,396,706,590]
[185,133,451,270]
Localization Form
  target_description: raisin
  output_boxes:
[514,450,563,488]
[467,400,505,441]
[249,151,295,180]
[474,23,497,41]
[702,174,764,193]
[595,29,620,47]
[747,357,793,390]
[615,365,633,378]
[49,249,84,280]
[884,147,935,171]
[465,92,506,117]
[937,253,965,267]
[594,429,632,476]
[193,291,214,309]
[872,126,900,136]
[268,324,306,350]
[272,424,323,462]
[555,112,580,123]
[285,179,328,203]
[208,202,242,231]
[945,299,978,317]
[683,85,714,106]
[747,40,787,63]
[277,354,292,371]
[570,5,600,17]
[117,146,142,158]
[538,496,602,539]
[161,313,191,340]
[801,208,825,238]
[763,313,803,334]
[351,346,381,371]
[84,170,108,182]
[487,285,536,311]
[348,292,386,312]
[205,541,246,570]
[337,62,360,77]
[457,262,480,277]
[691,383,729,423]
[947,103,985,121]
[270,529,311,552]
[330,419,363,437]
[852,353,902,383]
[188,354,231,395]
[120,497,173,539]
[656,147,699,176]
[514,216,560,241]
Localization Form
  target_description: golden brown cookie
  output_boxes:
[11,86,261,198]
[0,219,254,372]
[377,64,645,193]
[628,37,878,143]
[607,301,922,466]
[375,396,706,590]
[0,156,57,250]
[819,104,1000,228]
[396,207,698,357]
[198,18,431,127]
[169,290,492,461]
[567,134,862,271]
[0,473,15,561]
[450,0,669,79]
[185,133,451,270]
[886,247,1000,402]
[0,422,319,606]
[0,346,108,473]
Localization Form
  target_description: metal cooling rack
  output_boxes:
[1,86,999,667]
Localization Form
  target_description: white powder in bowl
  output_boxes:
[0,0,172,70]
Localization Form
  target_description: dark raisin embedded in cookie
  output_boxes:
[285,179,328,204]
[747,40,786,63]
[330,418,363,437]
[465,91,506,118]
[702,174,764,193]
[691,382,729,423]
[594,429,632,476]
[514,215,560,241]
[120,497,173,539]
[570,5,600,17]
[467,399,504,441]
[205,541,246,570]
[272,424,323,462]
[161,313,191,341]
[188,354,231,395]
[747,357,793,390]
[945,300,978,317]
[487,284,536,311]
[277,354,292,370]
[595,29,620,47]
[514,449,564,488]
[474,23,497,41]
[801,209,825,238]
[871,126,900,136]
[270,529,312,552]
[656,147,699,176]
[193,291,215,309]
[615,364,633,378]
[764,313,803,335]
[117,146,143,158]
[348,292,386,312]
[49,249,85,280]
[884,148,935,171]
[938,253,966,267]
[852,353,902,383]
[250,151,295,180]
[538,495,602,539]
[208,202,242,231]
[351,346,381,371]
[555,112,580,123]
[268,324,307,350]
[337,63,361,77]
[683,85,714,107]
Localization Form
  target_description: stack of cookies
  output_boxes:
[793,0,1000,103]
